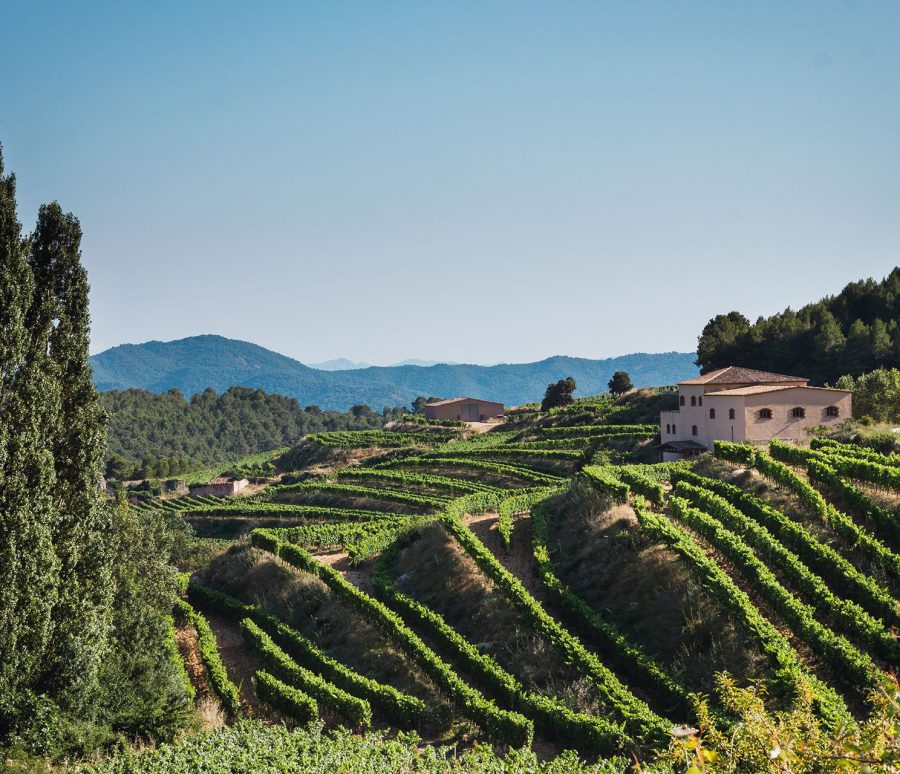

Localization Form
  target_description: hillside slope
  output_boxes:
[91,335,697,410]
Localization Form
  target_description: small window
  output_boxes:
[679,395,685,406]
[759,408,772,419]
[666,424,671,434]
[790,407,806,419]
[690,396,697,406]
[728,408,735,420]
[672,424,676,434]
[698,396,703,406]
[826,406,839,417]
[709,408,716,419]
[691,425,698,436]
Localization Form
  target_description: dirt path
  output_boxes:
[315,550,376,595]
[462,511,548,604]
[205,612,280,721]
[176,624,213,702]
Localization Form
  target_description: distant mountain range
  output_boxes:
[90,335,698,411]
[309,357,459,371]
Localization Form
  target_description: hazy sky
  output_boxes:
[3,2,899,365]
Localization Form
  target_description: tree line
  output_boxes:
[695,268,900,384]
[102,387,407,479]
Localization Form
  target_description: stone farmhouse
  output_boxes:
[189,476,249,498]
[659,366,851,461]
[423,397,504,422]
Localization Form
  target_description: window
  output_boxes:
[691,425,698,436]
[680,395,685,406]
[666,424,671,434]
[672,424,676,434]
[826,406,839,417]
[709,408,716,419]
[698,396,703,406]
[790,407,806,419]
[759,408,772,419]
[728,408,735,420]
[690,396,697,406]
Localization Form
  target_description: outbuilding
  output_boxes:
[423,397,504,422]
[189,476,249,498]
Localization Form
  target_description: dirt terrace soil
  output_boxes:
[315,550,375,595]
[462,510,548,604]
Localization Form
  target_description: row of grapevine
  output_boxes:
[173,598,241,716]
[440,513,672,745]
[614,468,666,504]
[529,498,693,717]
[763,442,900,550]
[580,466,630,502]
[497,488,560,549]
[188,584,426,727]
[267,481,448,510]
[672,479,897,663]
[337,467,499,496]
[250,529,534,747]
[371,559,627,754]
[241,618,372,727]
[379,456,565,486]
[669,469,897,625]
[668,495,884,693]
[308,430,454,449]
[541,425,657,438]
[811,437,900,468]
[255,670,318,723]
[182,504,414,522]
[756,443,900,577]
[629,498,852,730]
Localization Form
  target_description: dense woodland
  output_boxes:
[696,269,900,383]
[102,387,406,479]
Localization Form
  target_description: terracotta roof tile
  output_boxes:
[680,366,807,386]
[706,384,850,397]
[425,397,503,407]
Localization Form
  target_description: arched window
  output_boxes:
[826,406,839,417]
[698,396,703,406]
[728,408,735,420]
[759,408,772,419]
[672,424,676,434]
[690,396,697,406]
[691,425,698,436]
[679,395,685,406]
[709,408,716,419]
[790,407,806,419]
[666,424,671,434]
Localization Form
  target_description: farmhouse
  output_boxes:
[189,476,249,498]
[659,366,852,461]
[424,397,504,422]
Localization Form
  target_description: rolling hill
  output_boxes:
[91,335,698,410]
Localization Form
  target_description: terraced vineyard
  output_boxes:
[131,410,899,771]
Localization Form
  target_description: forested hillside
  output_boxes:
[101,387,403,475]
[91,335,697,410]
[696,268,900,383]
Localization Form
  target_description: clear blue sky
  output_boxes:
[3,1,899,365]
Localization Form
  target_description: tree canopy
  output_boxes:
[540,377,577,411]
[695,269,900,384]
[607,371,633,395]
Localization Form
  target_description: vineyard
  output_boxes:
[110,407,900,772]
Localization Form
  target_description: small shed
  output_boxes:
[190,476,249,498]
[423,397,504,422]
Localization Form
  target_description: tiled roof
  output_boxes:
[425,397,503,407]
[706,384,850,397]
[680,366,807,386]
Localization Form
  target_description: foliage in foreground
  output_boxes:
[89,721,637,774]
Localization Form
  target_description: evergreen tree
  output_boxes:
[540,377,576,411]
[607,371,633,395]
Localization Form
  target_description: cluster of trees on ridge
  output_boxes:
[0,147,186,756]
[102,387,408,479]
[696,268,900,384]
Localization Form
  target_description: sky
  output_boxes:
[3,2,900,366]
